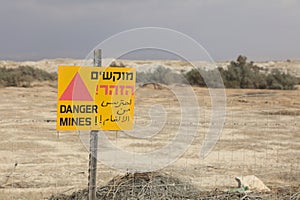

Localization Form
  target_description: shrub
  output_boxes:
[137,65,186,85]
[220,56,297,90]
[109,61,125,68]
[266,69,297,90]
[184,68,205,86]
[0,66,57,87]
[184,55,298,90]
[220,56,264,89]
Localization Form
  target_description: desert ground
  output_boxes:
[0,59,299,199]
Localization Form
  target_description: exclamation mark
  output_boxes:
[95,116,98,125]
[95,84,98,95]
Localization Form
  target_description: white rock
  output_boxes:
[235,175,270,192]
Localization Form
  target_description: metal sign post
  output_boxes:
[56,48,135,199]
[88,49,101,200]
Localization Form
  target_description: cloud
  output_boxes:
[0,0,299,61]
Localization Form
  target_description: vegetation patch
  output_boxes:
[48,172,300,200]
[49,172,201,200]
[0,66,57,87]
[185,55,298,90]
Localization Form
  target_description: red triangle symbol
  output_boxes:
[59,72,93,101]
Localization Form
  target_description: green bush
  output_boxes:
[0,66,57,87]
[184,68,224,88]
[220,56,266,89]
[184,68,206,86]
[184,55,298,90]
[266,69,297,90]
[137,65,186,85]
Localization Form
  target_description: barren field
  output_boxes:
[0,82,299,199]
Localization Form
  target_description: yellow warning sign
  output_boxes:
[57,66,136,130]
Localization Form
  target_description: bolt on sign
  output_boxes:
[56,66,136,130]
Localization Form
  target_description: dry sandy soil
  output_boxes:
[0,59,299,199]
[0,82,299,199]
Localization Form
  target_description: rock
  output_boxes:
[235,175,270,192]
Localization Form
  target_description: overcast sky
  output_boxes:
[0,0,299,61]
